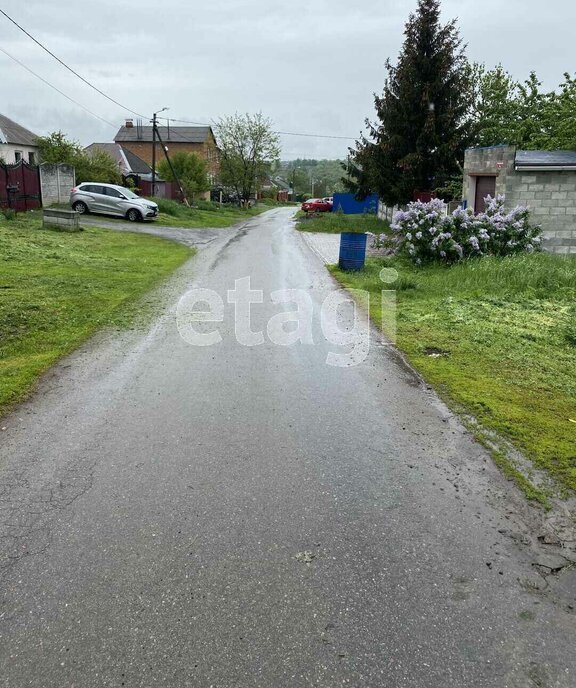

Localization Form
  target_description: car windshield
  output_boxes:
[118,188,139,199]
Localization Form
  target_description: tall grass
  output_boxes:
[369,253,576,299]
[151,197,221,217]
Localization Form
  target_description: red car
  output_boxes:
[301,198,332,213]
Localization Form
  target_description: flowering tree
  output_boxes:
[391,196,542,265]
[216,113,281,204]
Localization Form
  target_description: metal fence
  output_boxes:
[0,160,41,211]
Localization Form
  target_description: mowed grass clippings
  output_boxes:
[330,253,576,496]
[0,211,192,416]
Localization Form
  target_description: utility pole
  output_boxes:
[151,112,157,196]
[154,126,190,207]
[151,107,168,196]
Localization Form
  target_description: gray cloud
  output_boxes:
[1,0,575,159]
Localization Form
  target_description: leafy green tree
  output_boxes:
[216,113,281,203]
[157,151,210,201]
[36,131,81,164]
[281,159,347,197]
[350,0,473,206]
[548,74,576,149]
[287,166,309,198]
[79,148,122,184]
[472,64,519,147]
[36,131,121,184]
[472,67,576,151]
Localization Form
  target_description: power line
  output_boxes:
[276,130,356,141]
[0,7,145,119]
[163,116,357,141]
[0,46,117,128]
[0,7,357,142]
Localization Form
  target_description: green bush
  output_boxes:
[391,196,542,265]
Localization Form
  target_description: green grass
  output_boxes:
[330,253,576,498]
[146,198,274,228]
[296,210,390,234]
[0,210,192,416]
[54,197,279,229]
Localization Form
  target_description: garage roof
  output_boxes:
[516,150,576,170]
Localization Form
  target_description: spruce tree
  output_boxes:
[351,0,473,206]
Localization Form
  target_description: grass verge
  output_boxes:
[0,210,192,417]
[145,198,280,228]
[296,210,389,234]
[52,198,286,229]
[330,253,576,500]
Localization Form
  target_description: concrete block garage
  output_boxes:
[463,145,576,253]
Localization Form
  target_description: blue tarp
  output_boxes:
[332,193,379,215]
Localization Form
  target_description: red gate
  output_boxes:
[0,160,41,212]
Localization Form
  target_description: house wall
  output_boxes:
[463,146,576,254]
[0,143,39,165]
[119,140,220,180]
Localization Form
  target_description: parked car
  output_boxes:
[70,183,159,222]
[301,198,332,213]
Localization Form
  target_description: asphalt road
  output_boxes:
[0,208,574,687]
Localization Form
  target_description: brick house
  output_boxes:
[114,120,220,184]
[0,113,40,165]
[463,145,576,254]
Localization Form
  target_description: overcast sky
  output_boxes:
[1,0,575,160]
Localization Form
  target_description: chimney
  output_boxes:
[125,119,134,128]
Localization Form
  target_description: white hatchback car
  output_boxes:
[70,183,158,222]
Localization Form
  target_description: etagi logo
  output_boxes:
[176,269,398,368]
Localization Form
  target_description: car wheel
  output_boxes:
[127,209,142,222]
[73,201,88,214]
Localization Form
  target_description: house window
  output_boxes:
[28,152,36,164]
[14,151,22,162]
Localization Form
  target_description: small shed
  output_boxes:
[463,145,576,254]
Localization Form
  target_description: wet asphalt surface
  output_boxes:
[0,208,575,687]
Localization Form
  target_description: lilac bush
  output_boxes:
[391,195,542,265]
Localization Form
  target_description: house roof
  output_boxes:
[0,113,39,147]
[515,150,576,170]
[114,125,213,144]
[273,176,292,191]
[122,147,152,174]
[84,143,152,175]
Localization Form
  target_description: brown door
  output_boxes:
[474,176,496,213]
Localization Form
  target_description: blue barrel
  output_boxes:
[338,232,367,271]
